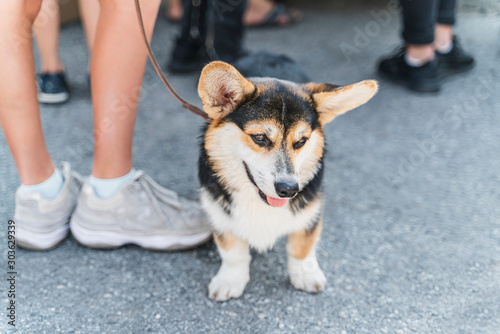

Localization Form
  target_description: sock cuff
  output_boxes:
[404,52,435,67]
[21,167,65,200]
[89,168,136,183]
[437,40,454,54]
[89,168,136,199]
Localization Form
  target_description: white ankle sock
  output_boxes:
[21,168,65,200]
[404,53,429,67]
[437,40,453,54]
[89,168,136,199]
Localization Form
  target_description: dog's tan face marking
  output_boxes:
[208,117,322,200]
[286,121,312,151]
[284,122,325,191]
[199,61,378,203]
[242,120,282,152]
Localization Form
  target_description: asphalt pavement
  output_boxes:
[1,1,499,333]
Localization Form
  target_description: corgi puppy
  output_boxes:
[197,61,378,301]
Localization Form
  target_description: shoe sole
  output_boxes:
[70,218,212,251]
[439,62,475,78]
[16,224,69,251]
[38,91,70,104]
[378,69,440,93]
[408,80,440,93]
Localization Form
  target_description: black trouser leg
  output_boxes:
[168,0,208,72]
[178,0,208,43]
[437,0,456,25]
[206,0,247,63]
[400,0,438,45]
[400,0,457,45]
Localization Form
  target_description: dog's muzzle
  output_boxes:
[243,162,290,208]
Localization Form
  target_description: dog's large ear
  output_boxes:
[309,80,378,125]
[198,61,255,120]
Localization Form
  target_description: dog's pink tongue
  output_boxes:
[266,196,288,208]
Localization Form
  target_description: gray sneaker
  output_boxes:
[15,162,82,250]
[70,171,212,250]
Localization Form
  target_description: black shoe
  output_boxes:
[378,48,440,93]
[167,0,208,74]
[437,35,475,76]
[167,37,206,74]
[36,72,70,104]
[207,0,246,64]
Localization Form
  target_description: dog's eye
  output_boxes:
[293,137,308,150]
[251,134,270,147]
[253,134,265,141]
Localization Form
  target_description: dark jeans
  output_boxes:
[400,0,456,45]
[179,0,208,43]
[179,0,247,63]
[207,0,247,62]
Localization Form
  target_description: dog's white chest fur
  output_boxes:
[201,187,321,252]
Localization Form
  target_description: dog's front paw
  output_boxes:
[288,256,327,293]
[209,274,248,302]
[208,264,249,301]
[290,267,327,293]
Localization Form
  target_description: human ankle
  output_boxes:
[244,0,274,23]
[21,167,65,200]
[41,62,65,74]
[18,161,56,187]
[406,45,435,65]
[89,168,136,199]
[434,24,453,52]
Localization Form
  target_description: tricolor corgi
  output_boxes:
[197,61,378,301]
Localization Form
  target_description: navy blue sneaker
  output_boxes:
[378,48,440,93]
[37,72,70,104]
[167,37,206,74]
[437,35,475,76]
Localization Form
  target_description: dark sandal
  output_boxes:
[246,4,303,28]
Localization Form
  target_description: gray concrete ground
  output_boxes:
[1,1,500,333]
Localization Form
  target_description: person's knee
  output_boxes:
[20,0,44,22]
[99,0,160,13]
[0,0,42,29]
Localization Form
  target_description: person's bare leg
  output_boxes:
[166,0,182,21]
[0,0,55,185]
[70,0,211,251]
[434,23,453,50]
[91,0,161,179]
[79,0,100,54]
[243,0,301,26]
[33,0,64,73]
[243,0,274,26]
[406,44,435,64]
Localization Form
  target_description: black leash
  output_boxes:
[134,0,209,120]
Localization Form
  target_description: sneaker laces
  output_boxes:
[134,172,183,230]
[60,162,83,188]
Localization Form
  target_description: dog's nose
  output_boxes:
[275,181,299,198]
